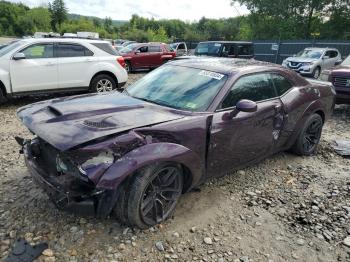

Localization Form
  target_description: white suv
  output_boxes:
[0,38,128,103]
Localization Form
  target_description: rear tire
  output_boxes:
[0,88,7,104]
[113,163,184,229]
[291,114,323,156]
[125,61,132,73]
[90,74,116,93]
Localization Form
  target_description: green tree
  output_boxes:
[49,0,68,31]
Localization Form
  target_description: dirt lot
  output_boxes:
[0,73,350,262]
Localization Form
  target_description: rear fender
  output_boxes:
[285,99,325,149]
[96,142,203,191]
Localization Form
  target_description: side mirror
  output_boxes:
[335,60,342,66]
[135,50,141,54]
[323,55,330,60]
[222,99,257,121]
[293,54,296,57]
[236,99,258,113]
[13,52,26,60]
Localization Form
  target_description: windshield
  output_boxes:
[195,42,222,56]
[297,49,322,59]
[342,56,350,66]
[119,43,139,54]
[0,41,21,57]
[125,65,227,112]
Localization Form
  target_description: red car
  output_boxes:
[119,43,176,73]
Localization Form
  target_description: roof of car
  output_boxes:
[19,38,110,44]
[305,47,338,51]
[198,41,253,44]
[168,57,279,75]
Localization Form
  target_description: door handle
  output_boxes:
[86,58,93,62]
[46,62,55,66]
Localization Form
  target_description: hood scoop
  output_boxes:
[83,119,117,129]
[47,106,63,116]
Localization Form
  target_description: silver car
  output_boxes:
[282,47,342,78]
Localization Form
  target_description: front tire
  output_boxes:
[291,114,323,156]
[114,163,183,229]
[90,74,116,93]
[312,67,321,79]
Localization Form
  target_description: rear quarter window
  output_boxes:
[237,44,254,56]
[271,74,293,96]
[91,43,119,56]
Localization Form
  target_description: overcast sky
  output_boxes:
[8,0,249,21]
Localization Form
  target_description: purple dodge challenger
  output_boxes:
[17,58,335,228]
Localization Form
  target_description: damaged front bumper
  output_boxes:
[22,140,115,218]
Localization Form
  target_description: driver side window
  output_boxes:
[220,73,276,109]
[138,46,148,53]
[20,43,53,59]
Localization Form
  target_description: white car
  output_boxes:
[0,38,128,103]
[282,47,342,79]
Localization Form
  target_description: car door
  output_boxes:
[176,43,187,56]
[322,50,335,70]
[207,73,284,177]
[56,43,94,89]
[10,42,57,92]
[133,45,150,68]
[148,45,162,67]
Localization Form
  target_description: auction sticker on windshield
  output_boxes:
[199,70,225,80]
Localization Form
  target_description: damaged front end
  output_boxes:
[17,131,147,218]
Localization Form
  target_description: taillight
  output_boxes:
[117,57,126,68]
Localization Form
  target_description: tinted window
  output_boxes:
[57,44,93,57]
[92,43,118,55]
[330,51,338,58]
[221,73,276,109]
[237,44,253,56]
[222,44,235,57]
[149,45,161,52]
[324,51,332,58]
[271,74,293,96]
[21,43,53,59]
[178,43,185,50]
[138,46,148,53]
[195,42,222,56]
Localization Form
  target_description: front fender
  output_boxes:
[96,142,203,191]
[0,68,11,94]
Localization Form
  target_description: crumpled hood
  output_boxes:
[17,92,184,151]
[286,57,317,63]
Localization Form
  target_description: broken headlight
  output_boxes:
[79,151,115,174]
[56,155,68,173]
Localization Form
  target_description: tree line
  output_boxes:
[0,0,349,42]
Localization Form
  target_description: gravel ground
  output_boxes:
[0,73,350,262]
